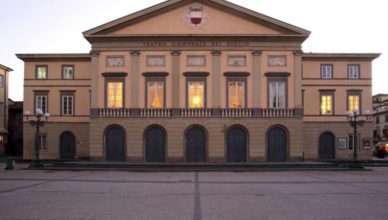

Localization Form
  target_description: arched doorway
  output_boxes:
[267,126,288,162]
[186,126,207,162]
[226,126,247,162]
[145,126,166,162]
[105,126,126,161]
[319,132,335,159]
[60,131,76,160]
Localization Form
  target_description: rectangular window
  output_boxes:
[269,81,286,108]
[0,102,3,115]
[0,75,3,88]
[321,65,333,79]
[188,81,205,108]
[107,82,123,108]
[320,94,333,115]
[35,95,48,113]
[147,81,164,108]
[36,65,47,79]
[61,95,74,115]
[38,134,48,151]
[385,114,388,122]
[348,65,360,79]
[348,94,360,113]
[228,81,245,108]
[62,65,74,79]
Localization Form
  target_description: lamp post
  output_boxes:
[24,108,50,168]
[346,109,371,163]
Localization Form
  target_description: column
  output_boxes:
[212,50,222,108]
[252,51,262,108]
[130,51,140,108]
[294,50,303,110]
[90,51,100,109]
[171,51,181,109]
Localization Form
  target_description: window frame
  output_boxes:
[348,64,360,79]
[105,79,125,109]
[34,91,49,114]
[60,91,75,116]
[319,90,335,116]
[38,133,48,151]
[35,65,48,80]
[347,90,362,113]
[145,77,166,109]
[186,77,207,109]
[320,64,333,79]
[62,65,75,80]
[0,74,4,88]
[0,102,4,115]
[226,77,247,109]
[267,76,288,109]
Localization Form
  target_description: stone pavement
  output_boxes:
[1,166,388,220]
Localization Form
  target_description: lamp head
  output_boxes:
[36,108,44,116]
[24,110,32,116]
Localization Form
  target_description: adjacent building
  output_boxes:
[0,64,12,155]
[17,0,380,162]
[373,94,388,142]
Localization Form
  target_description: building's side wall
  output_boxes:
[0,67,6,155]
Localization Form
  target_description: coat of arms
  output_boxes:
[184,3,208,27]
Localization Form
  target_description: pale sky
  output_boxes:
[1,0,386,101]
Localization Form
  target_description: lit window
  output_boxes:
[320,95,333,115]
[107,82,123,108]
[62,66,74,79]
[36,66,47,79]
[36,95,48,113]
[348,65,360,79]
[228,81,245,108]
[321,65,332,79]
[269,81,286,108]
[188,81,204,108]
[348,95,360,112]
[147,81,164,108]
[39,134,48,151]
[62,95,74,115]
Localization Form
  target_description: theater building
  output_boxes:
[17,0,379,162]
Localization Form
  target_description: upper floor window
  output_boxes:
[188,81,205,108]
[0,75,3,88]
[36,65,47,79]
[348,65,360,79]
[228,81,245,108]
[35,92,48,113]
[347,92,361,113]
[147,81,164,108]
[321,65,333,79]
[62,65,74,80]
[320,92,334,115]
[107,81,123,108]
[269,81,286,108]
[61,92,74,115]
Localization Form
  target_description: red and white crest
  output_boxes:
[184,3,208,27]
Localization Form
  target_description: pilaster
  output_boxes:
[171,51,181,108]
[130,51,140,108]
[294,50,303,108]
[252,51,262,108]
[90,51,100,108]
[212,50,222,108]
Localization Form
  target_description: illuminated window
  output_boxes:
[348,65,360,79]
[62,65,74,79]
[36,66,47,79]
[321,65,333,79]
[147,81,164,108]
[188,81,205,108]
[348,94,360,113]
[320,95,333,115]
[107,82,123,108]
[269,81,286,108]
[228,81,245,108]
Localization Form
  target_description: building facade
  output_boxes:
[373,94,388,142]
[0,64,12,156]
[17,0,379,162]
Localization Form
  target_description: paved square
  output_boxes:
[1,166,388,220]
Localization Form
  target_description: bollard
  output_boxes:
[5,158,14,170]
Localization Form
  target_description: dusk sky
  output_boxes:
[1,0,386,101]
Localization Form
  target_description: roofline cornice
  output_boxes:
[0,64,13,72]
[302,53,381,61]
[16,53,91,61]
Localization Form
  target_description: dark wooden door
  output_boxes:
[60,132,76,160]
[106,127,125,161]
[319,132,335,159]
[227,127,247,162]
[186,127,206,162]
[145,127,165,162]
[267,127,287,162]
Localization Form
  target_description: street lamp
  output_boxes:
[346,109,372,163]
[24,108,50,168]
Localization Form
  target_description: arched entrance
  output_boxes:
[105,126,126,161]
[60,131,76,160]
[226,126,247,162]
[185,126,207,162]
[267,126,288,162]
[319,132,335,159]
[145,126,166,162]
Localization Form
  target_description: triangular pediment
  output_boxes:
[83,0,309,38]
